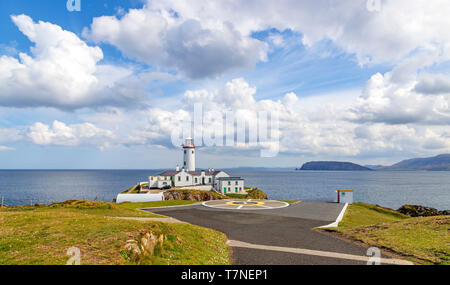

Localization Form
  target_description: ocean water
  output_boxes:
[0,169,449,210]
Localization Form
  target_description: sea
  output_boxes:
[0,169,449,210]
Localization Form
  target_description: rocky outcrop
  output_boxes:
[163,190,225,201]
[123,230,166,264]
[397,205,449,217]
[246,188,268,199]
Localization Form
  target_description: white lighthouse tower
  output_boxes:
[183,137,196,171]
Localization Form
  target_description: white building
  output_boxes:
[148,138,245,193]
[216,177,245,194]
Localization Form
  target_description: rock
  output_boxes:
[123,231,166,264]
[246,188,268,199]
[397,204,448,217]
[163,190,225,201]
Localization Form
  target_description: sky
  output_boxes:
[0,0,449,169]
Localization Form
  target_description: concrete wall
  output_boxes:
[116,193,164,203]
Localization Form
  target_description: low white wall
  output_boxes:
[175,185,213,191]
[116,193,164,203]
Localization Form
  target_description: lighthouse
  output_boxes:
[183,137,196,171]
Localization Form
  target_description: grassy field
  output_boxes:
[324,203,450,265]
[0,201,230,265]
[119,200,200,211]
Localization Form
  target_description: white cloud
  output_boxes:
[147,0,450,65]
[27,120,114,149]
[0,127,23,143]
[84,6,267,79]
[118,78,449,158]
[349,65,450,125]
[0,77,448,160]
[414,73,450,95]
[0,15,149,110]
[0,146,15,151]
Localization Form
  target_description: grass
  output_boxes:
[0,200,230,265]
[324,203,450,265]
[121,184,140,194]
[119,200,200,211]
[225,193,247,199]
[280,200,301,204]
[338,202,409,228]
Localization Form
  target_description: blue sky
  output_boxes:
[0,0,449,169]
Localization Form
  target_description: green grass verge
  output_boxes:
[338,202,409,228]
[1,200,162,218]
[119,200,200,211]
[0,200,230,265]
[325,203,449,265]
[279,200,301,204]
[225,193,247,199]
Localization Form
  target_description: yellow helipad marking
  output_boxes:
[202,199,290,210]
[226,200,265,206]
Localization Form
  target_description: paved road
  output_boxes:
[145,202,391,265]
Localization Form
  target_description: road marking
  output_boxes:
[116,217,188,224]
[226,240,413,265]
[318,203,348,228]
[202,200,290,210]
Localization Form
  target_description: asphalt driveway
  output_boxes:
[144,202,395,265]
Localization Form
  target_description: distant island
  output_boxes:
[298,154,450,171]
[299,161,372,171]
[379,154,450,171]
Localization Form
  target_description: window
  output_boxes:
[192,150,194,154]
[239,187,242,191]
[208,178,212,183]
[184,161,186,166]
[186,176,189,181]
[228,181,231,186]
[184,150,186,154]
[178,176,181,181]
[195,178,198,184]
[235,181,238,185]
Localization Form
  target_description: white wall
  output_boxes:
[116,193,164,203]
[174,171,193,187]
[338,191,353,204]
[149,176,171,188]
[183,147,195,171]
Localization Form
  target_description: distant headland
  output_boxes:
[297,154,450,171]
[299,161,372,171]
